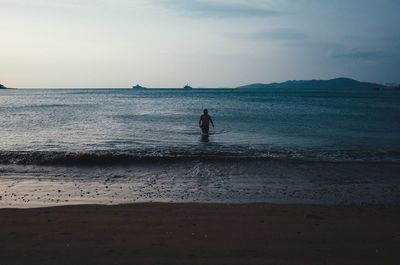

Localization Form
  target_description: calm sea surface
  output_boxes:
[1,88,399,162]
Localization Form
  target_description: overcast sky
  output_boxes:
[1,0,399,88]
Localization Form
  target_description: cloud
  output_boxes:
[154,0,280,18]
[328,49,385,60]
[233,28,307,41]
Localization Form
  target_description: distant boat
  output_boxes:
[183,84,193,89]
[132,84,146,89]
[373,85,400,91]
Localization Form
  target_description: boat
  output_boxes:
[183,84,193,89]
[132,84,146,89]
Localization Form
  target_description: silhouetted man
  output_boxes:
[199,109,214,135]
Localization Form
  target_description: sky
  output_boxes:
[1,0,399,88]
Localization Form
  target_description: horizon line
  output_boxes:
[1,77,392,90]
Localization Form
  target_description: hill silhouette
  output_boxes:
[237,78,383,90]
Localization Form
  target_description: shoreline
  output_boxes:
[2,200,400,210]
[1,202,399,264]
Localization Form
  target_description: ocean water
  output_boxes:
[1,88,400,206]
[1,88,400,161]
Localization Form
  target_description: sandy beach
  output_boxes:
[0,203,399,265]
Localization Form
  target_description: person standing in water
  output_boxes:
[199,109,214,135]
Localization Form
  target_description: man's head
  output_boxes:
[203,109,208,114]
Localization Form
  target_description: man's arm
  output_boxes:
[199,116,202,128]
[210,117,214,127]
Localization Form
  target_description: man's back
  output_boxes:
[200,114,211,126]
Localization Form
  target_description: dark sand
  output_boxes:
[0,203,399,265]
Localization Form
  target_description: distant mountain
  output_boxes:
[0,84,7,89]
[237,78,383,90]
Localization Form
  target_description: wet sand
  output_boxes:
[2,162,400,207]
[0,203,399,265]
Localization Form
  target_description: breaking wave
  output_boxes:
[0,148,399,165]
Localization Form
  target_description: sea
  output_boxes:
[1,88,400,207]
